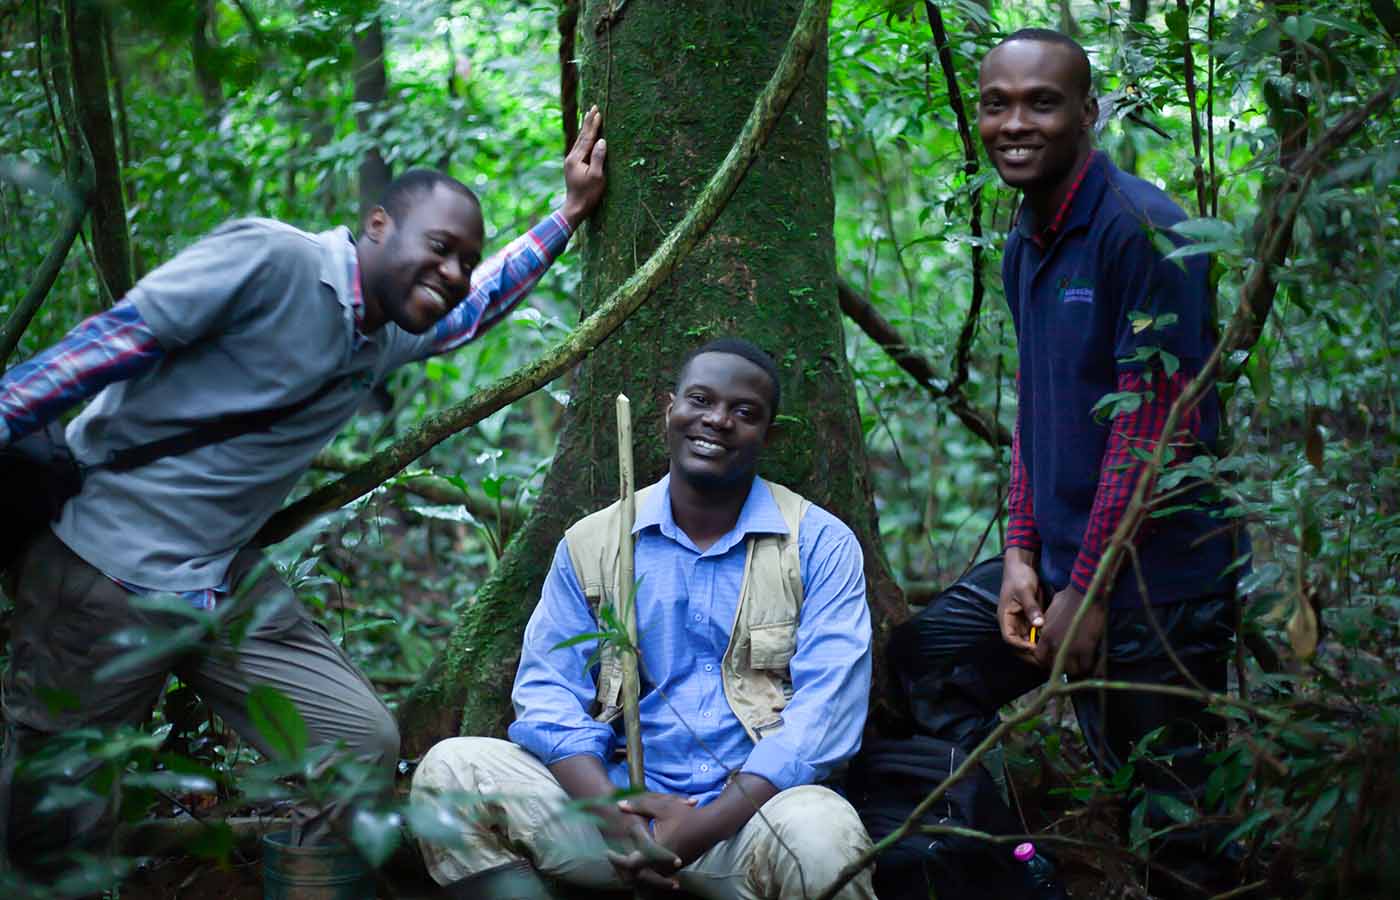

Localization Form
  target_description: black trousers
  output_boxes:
[887,557,1237,893]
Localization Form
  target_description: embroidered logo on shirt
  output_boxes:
[1058,276,1095,304]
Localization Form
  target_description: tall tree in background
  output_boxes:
[62,0,132,305]
[397,0,905,753]
[353,13,391,218]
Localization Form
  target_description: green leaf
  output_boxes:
[1091,391,1146,422]
[1219,809,1275,849]
[411,504,481,526]
[1153,793,1197,824]
[247,685,309,761]
[404,797,471,848]
[1299,785,1340,837]
[350,808,402,867]
[1170,217,1234,244]
[1159,349,1179,377]
[187,820,236,863]
[96,623,206,680]
[35,783,103,814]
[122,771,217,794]
[551,631,611,651]
[1238,563,1282,596]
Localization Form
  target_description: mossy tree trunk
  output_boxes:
[398,0,904,756]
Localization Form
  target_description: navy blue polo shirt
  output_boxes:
[1003,153,1237,608]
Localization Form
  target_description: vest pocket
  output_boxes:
[748,619,797,669]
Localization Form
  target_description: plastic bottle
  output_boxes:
[1013,841,1069,899]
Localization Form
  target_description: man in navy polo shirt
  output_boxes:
[887,28,1244,898]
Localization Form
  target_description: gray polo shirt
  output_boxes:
[54,219,435,591]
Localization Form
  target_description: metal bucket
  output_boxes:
[262,830,375,900]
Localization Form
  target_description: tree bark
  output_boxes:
[63,0,133,304]
[353,16,392,219]
[192,0,224,113]
[397,0,904,754]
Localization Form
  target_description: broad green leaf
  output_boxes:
[411,503,481,526]
[35,783,103,814]
[247,685,309,761]
[1153,794,1197,824]
[404,797,471,848]
[350,808,403,867]
[1091,391,1147,422]
[122,771,217,794]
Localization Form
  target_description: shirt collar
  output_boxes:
[1015,150,1103,249]
[636,473,790,556]
[317,226,369,337]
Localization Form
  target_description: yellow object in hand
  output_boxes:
[1029,625,1039,646]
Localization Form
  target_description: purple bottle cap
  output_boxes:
[1013,841,1036,862]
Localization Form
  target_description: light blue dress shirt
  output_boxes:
[508,475,872,805]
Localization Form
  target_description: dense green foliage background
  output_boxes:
[1,0,1398,896]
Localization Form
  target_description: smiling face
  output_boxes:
[977,39,1098,211]
[665,352,775,492]
[359,184,485,334]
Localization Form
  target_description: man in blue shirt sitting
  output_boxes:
[411,338,875,899]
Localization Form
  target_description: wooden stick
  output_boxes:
[615,394,645,790]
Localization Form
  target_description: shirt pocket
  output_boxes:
[748,620,797,670]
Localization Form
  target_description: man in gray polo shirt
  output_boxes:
[0,109,607,872]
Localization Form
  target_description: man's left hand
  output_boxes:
[561,105,608,230]
[1033,586,1106,675]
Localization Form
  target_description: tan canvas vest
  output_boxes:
[563,479,809,744]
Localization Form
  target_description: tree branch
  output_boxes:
[924,1,986,397]
[1226,71,1400,360]
[0,176,90,368]
[310,451,518,526]
[1174,0,1209,217]
[254,0,835,547]
[559,0,581,156]
[837,277,1010,447]
[64,0,132,303]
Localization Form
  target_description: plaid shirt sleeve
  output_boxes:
[0,299,164,447]
[1006,374,1040,552]
[1068,368,1203,593]
[418,210,574,360]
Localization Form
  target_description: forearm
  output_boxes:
[550,753,622,803]
[426,210,573,356]
[1007,381,1040,552]
[0,300,163,446]
[548,754,633,834]
[1070,368,1202,592]
[691,773,779,846]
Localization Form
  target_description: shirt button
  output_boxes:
[700,764,710,773]
[693,613,702,622]
[704,663,714,672]
[703,710,713,719]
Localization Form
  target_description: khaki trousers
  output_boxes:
[0,529,398,869]
[411,737,876,900]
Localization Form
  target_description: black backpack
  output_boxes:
[847,734,1025,900]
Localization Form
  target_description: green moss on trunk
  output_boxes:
[398,0,904,755]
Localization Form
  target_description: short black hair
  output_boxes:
[991,28,1093,99]
[675,338,782,420]
[376,169,480,222]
